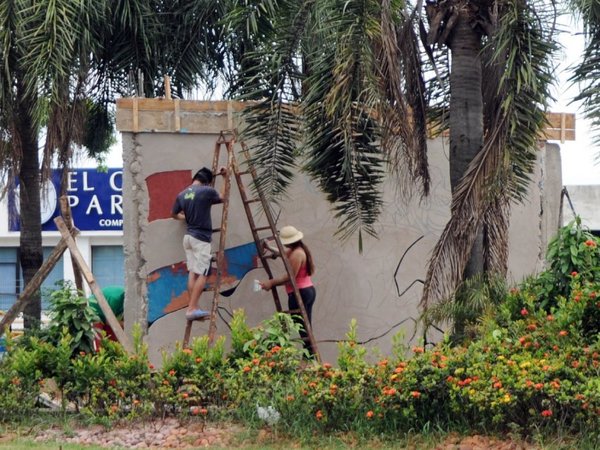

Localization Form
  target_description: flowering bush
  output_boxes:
[0,220,599,439]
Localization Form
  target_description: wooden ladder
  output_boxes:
[232,134,320,362]
[183,132,234,347]
[182,130,320,361]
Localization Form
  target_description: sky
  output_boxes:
[550,15,600,185]
[86,13,599,187]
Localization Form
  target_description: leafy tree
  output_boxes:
[222,0,558,310]
[0,0,227,328]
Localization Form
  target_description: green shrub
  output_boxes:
[48,281,100,356]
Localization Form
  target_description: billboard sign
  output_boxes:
[9,168,123,232]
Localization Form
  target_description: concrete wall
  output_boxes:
[117,100,563,365]
[562,185,600,230]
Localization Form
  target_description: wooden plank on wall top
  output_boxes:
[116,98,576,143]
[116,99,245,133]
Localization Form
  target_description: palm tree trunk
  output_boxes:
[448,12,484,279]
[15,85,43,329]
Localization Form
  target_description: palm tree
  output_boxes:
[224,0,557,308]
[0,0,227,328]
[569,0,600,145]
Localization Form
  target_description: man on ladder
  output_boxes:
[172,166,227,321]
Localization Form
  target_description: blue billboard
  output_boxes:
[9,168,123,232]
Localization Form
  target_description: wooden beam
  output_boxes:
[54,217,134,354]
[59,196,84,292]
[0,229,77,338]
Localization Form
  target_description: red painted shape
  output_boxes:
[146,170,191,222]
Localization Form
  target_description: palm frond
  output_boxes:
[378,1,431,198]
[421,0,558,309]
[229,0,308,199]
[302,0,388,243]
[569,0,600,146]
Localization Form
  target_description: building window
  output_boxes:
[0,247,63,312]
[92,246,124,288]
[0,248,19,312]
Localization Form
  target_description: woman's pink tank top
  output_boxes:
[285,261,313,294]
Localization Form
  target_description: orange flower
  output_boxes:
[181,392,189,399]
[195,357,202,363]
[412,346,424,354]
[79,351,86,357]
[183,348,192,355]
[378,359,388,367]
[541,409,553,417]
[252,358,260,366]
[571,271,578,277]
[394,367,404,374]
[366,410,374,419]
[534,383,544,390]
[322,363,332,370]
[411,391,421,398]
[243,366,251,373]
[546,315,554,321]
[585,239,596,247]
[271,345,282,353]
[526,324,537,331]
[286,395,295,402]
[149,364,155,370]
[309,382,317,388]
[520,308,528,316]
[168,369,176,376]
[329,384,338,394]
[550,380,560,389]
[559,330,568,337]
[493,381,502,389]
[190,406,200,415]
[384,387,397,396]
[315,410,323,420]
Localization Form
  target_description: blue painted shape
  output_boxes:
[147,242,259,325]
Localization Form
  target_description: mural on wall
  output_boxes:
[144,170,260,325]
[146,243,260,324]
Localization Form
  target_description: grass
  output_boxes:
[1,413,599,450]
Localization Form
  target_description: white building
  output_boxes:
[0,168,124,314]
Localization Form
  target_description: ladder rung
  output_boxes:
[254,226,272,232]
[212,228,222,233]
[237,170,251,176]
[283,309,302,315]
[244,198,261,204]
[186,315,210,322]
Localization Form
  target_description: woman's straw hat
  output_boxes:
[279,225,304,245]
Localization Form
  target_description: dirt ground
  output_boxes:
[26,419,543,449]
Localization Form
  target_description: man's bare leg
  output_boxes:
[187,272,207,314]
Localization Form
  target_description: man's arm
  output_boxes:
[216,166,228,203]
[172,197,185,220]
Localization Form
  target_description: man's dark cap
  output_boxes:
[193,167,213,184]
